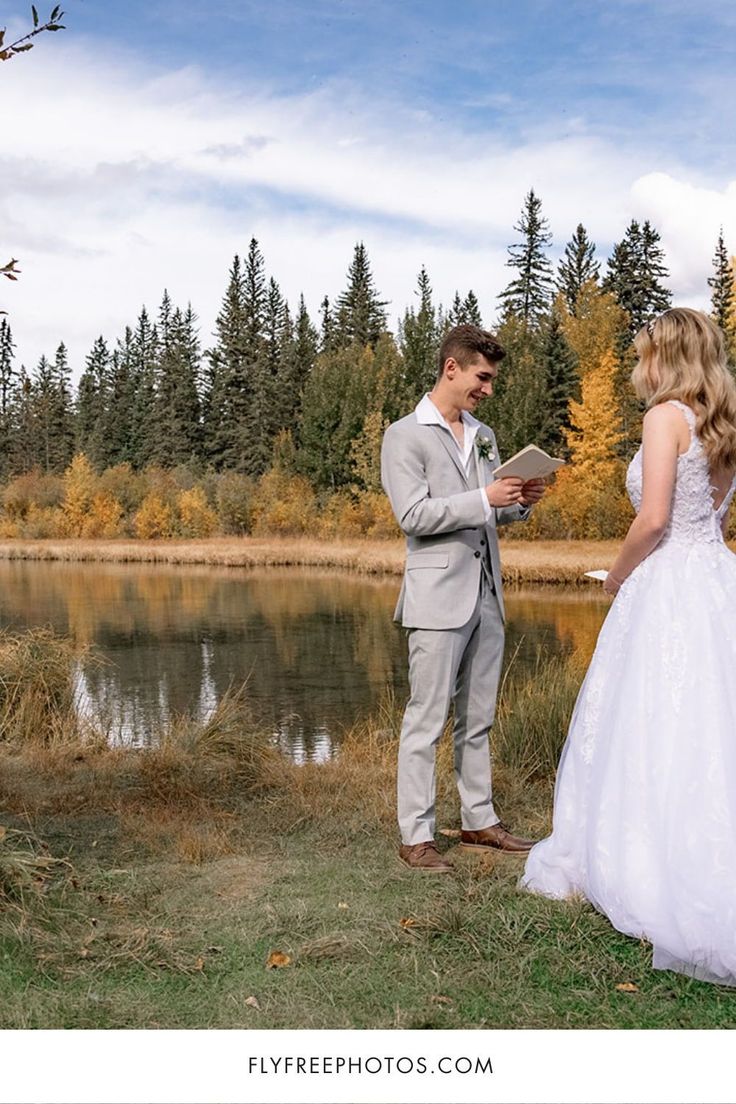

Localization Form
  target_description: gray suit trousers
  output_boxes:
[398,573,504,845]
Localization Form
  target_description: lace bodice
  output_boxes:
[626,400,736,545]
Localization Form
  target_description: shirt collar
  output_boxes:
[415,393,482,431]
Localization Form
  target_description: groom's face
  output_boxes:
[446,355,498,412]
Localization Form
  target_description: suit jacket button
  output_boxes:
[474,550,481,558]
[480,538,486,546]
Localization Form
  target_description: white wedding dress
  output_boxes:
[522,400,736,986]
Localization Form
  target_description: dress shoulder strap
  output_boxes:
[665,399,696,435]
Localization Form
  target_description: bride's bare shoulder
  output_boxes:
[642,403,691,452]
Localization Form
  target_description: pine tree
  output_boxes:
[0,319,16,420]
[153,301,203,466]
[250,277,293,467]
[50,342,75,470]
[129,307,159,469]
[557,224,600,314]
[76,336,112,469]
[640,220,672,317]
[538,302,579,457]
[319,295,333,352]
[708,230,735,353]
[8,367,36,475]
[31,354,58,472]
[463,291,482,326]
[499,189,554,325]
[333,242,388,348]
[446,292,465,329]
[399,267,439,404]
[0,320,17,479]
[101,328,136,467]
[282,294,318,433]
[203,255,249,471]
[604,219,672,336]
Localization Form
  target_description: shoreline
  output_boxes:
[0,537,626,586]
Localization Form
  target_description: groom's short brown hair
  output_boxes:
[437,324,506,381]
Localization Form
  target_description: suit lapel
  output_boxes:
[428,424,470,485]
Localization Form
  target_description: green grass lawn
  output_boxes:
[3,810,736,1030]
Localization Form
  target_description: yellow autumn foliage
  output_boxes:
[250,469,318,536]
[81,493,125,539]
[60,454,99,537]
[133,493,176,539]
[530,305,634,539]
[177,487,217,538]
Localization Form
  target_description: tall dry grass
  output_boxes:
[0,626,581,880]
[0,537,632,585]
[0,628,86,745]
[0,826,73,907]
[493,644,583,783]
[265,651,582,839]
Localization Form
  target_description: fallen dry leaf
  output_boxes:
[266,950,292,969]
[194,956,205,971]
[438,828,462,839]
[399,917,417,929]
[615,982,639,993]
[245,995,262,1012]
[337,902,349,910]
[430,994,454,1006]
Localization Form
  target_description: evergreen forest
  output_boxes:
[2,192,735,542]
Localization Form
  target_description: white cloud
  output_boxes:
[631,172,736,301]
[1,40,732,375]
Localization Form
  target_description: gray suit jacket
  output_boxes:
[381,412,528,629]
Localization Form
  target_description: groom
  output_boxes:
[381,324,545,872]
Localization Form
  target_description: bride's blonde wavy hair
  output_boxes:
[632,307,736,471]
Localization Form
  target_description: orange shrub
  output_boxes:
[3,469,64,519]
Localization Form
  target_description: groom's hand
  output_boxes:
[519,478,545,506]
[485,477,524,508]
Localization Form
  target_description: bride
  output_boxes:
[521,307,736,986]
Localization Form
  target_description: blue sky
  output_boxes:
[52,0,736,171]
[2,0,736,371]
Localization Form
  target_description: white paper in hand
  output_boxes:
[493,444,565,481]
[584,570,609,581]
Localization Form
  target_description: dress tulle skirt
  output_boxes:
[521,538,736,986]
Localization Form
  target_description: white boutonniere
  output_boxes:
[476,436,495,463]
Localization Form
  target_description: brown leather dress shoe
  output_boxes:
[460,822,535,854]
[399,841,453,873]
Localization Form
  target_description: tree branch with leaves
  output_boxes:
[0,5,65,62]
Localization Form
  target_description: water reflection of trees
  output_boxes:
[0,563,608,757]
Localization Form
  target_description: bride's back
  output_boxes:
[626,400,736,545]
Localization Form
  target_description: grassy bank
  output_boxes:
[2,632,735,1029]
[0,537,626,585]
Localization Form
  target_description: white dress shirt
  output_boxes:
[415,394,492,520]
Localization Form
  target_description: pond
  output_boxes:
[0,561,610,760]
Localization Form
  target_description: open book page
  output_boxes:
[584,570,609,581]
[492,444,566,481]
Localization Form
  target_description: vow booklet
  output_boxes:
[493,444,566,481]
